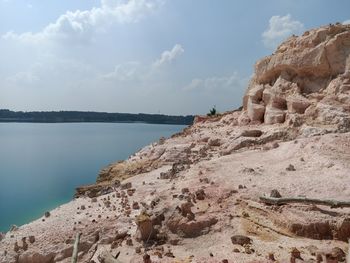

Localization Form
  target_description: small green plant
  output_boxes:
[207,106,217,116]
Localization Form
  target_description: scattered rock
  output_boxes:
[126,238,133,246]
[14,241,19,253]
[208,138,221,147]
[136,211,156,241]
[135,246,142,254]
[133,202,140,210]
[181,188,189,194]
[270,189,282,198]
[44,211,51,218]
[143,253,151,263]
[291,248,302,260]
[268,252,276,261]
[164,250,175,258]
[195,189,206,200]
[180,201,194,217]
[121,182,132,190]
[127,188,136,196]
[328,247,346,261]
[286,164,296,171]
[231,235,252,246]
[241,129,263,137]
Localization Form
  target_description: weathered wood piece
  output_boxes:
[259,196,350,208]
[71,233,82,263]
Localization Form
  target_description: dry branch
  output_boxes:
[71,233,82,263]
[259,196,350,208]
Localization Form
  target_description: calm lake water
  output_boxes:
[0,122,185,232]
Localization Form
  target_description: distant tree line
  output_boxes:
[0,109,194,125]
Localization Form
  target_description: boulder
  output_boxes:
[264,106,286,124]
[231,235,252,246]
[286,95,311,114]
[136,211,156,241]
[247,98,265,122]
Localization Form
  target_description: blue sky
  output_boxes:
[1,0,350,115]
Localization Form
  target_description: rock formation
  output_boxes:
[243,23,350,131]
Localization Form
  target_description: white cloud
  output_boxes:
[262,14,304,49]
[7,71,39,84]
[5,55,97,87]
[100,61,142,81]
[153,44,184,68]
[184,72,247,92]
[2,0,163,45]
[343,20,350,25]
[101,43,184,81]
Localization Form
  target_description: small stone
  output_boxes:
[14,241,19,252]
[186,212,195,221]
[270,189,282,198]
[127,188,136,196]
[291,248,302,259]
[21,237,28,251]
[268,252,276,261]
[231,235,252,246]
[154,251,162,258]
[132,202,140,210]
[242,211,249,218]
[222,260,229,263]
[209,252,213,257]
[181,188,189,194]
[164,250,175,258]
[44,211,51,218]
[180,201,194,217]
[169,239,180,245]
[143,254,151,263]
[80,205,86,210]
[233,248,240,253]
[330,247,346,261]
[126,238,133,246]
[135,247,142,254]
[195,189,206,200]
[245,247,253,254]
[286,164,296,171]
[316,253,323,262]
[121,182,132,190]
[10,225,18,232]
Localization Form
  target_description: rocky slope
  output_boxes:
[1,23,350,263]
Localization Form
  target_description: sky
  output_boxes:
[1,0,350,115]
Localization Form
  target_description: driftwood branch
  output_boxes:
[71,233,82,263]
[98,250,122,263]
[259,196,350,208]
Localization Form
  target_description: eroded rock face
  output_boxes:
[243,24,350,128]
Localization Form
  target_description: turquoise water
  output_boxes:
[0,122,185,232]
